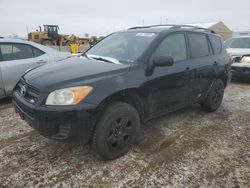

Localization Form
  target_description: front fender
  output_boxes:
[83,64,146,106]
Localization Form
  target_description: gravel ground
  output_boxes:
[0,82,249,188]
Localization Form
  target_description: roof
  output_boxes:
[0,38,64,54]
[125,24,216,34]
[0,38,28,43]
[125,26,171,33]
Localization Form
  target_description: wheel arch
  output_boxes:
[217,73,228,88]
[95,88,146,123]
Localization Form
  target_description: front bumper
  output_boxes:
[231,65,250,79]
[13,91,97,143]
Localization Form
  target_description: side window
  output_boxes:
[0,44,13,61]
[188,34,210,58]
[209,35,222,54]
[152,33,187,62]
[32,47,45,57]
[0,43,33,61]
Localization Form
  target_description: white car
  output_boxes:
[225,36,250,79]
[0,38,72,98]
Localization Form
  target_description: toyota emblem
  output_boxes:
[20,85,27,96]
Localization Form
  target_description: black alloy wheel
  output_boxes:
[92,102,140,160]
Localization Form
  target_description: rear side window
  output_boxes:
[0,43,33,61]
[188,34,210,58]
[209,35,222,54]
[152,33,187,62]
[32,47,45,57]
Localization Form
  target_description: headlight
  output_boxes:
[46,86,93,105]
[241,56,250,63]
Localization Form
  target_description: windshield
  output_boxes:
[85,32,157,63]
[225,37,250,49]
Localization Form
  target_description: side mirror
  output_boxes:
[152,55,174,67]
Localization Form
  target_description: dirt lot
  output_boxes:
[0,83,249,188]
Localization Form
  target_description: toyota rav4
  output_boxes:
[13,25,231,160]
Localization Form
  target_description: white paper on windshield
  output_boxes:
[136,33,155,37]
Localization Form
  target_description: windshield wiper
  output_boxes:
[87,54,121,64]
[92,57,114,64]
[119,59,134,64]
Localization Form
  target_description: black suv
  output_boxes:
[13,25,231,160]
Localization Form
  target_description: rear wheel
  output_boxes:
[92,102,140,160]
[201,79,224,112]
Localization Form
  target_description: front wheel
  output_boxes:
[92,102,140,160]
[201,79,225,112]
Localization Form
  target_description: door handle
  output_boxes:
[186,67,190,70]
[36,60,47,64]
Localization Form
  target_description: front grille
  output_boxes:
[231,66,250,72]
[14,98,35,120]
[16,79,40,104]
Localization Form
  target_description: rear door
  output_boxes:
[0,43,49,95]
[187,32,217,103]
[208,35,228,75]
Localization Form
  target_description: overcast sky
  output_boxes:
[0,0,249,38]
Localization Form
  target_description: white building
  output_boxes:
[186,21,233,41]
[233,31,250,37]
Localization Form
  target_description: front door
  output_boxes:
[146,33,193,116]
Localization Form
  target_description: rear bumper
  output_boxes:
[13,91,97,143]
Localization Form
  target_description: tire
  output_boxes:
[201,79,224,112]
[92,102,140,160]
[41,40,53,46]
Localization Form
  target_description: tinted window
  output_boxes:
[32,47,44,57]
[225,37,250,49]
[209,35,222,54]
[0,43,33,61]
[0,44,12,56]
[189,34,210,58]
[152,33,187,62]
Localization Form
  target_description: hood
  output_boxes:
[227,48,250,56]
[53,52,72,62]
[231,63,250,68]
[24,57,130,92]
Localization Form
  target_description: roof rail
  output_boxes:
[128,24,215,33]
[128,24,177,30]
[170,25,215,33]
